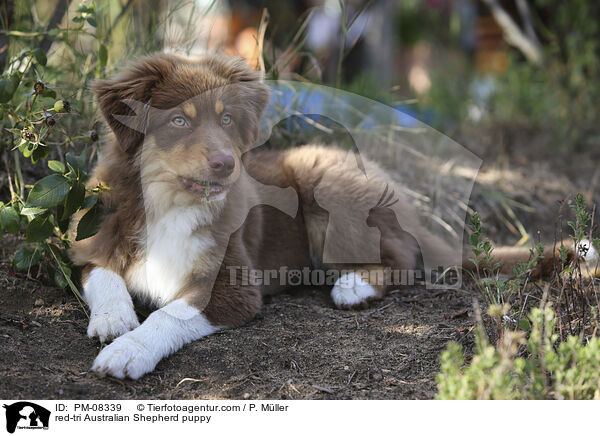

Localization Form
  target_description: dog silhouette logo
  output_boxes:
[3,402,50,433]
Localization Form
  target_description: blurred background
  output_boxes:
[1,0,600,248]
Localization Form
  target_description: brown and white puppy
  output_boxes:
[69,53,593,380]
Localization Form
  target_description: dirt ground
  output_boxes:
[0,251,474,400]
[1,145,598,400]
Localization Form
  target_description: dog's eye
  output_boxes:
[171,116,188,127]
[221,113,232,126]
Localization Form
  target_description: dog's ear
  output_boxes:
[93,54,179,153]
[238,80,270,145]
[223,58,270,146]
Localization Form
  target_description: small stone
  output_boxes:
[371,372,383,381]
[34,299,44,307]
[243,393,250,399]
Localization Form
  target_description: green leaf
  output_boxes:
[56,205,70,234]
[63,181,86,219]
[0,79,15,103]
[32,47,47,66]
[41,87,56,99]
[21,143,35,158]
[26,174,70,208]
[26,213,54,242]
[20,206,45,216]
[66,149,89,175]
[99,43,108,68]
[469,233,478,247]
[12,246,42,270]
[86,16,97,27]
[518,317,532,332]
[48,160,65,173]
[76,202,103,241]
[81,193,98,210]
[57,212,71,233]
[31,145,50,164]
[45,243,65,262]
[0,205,20,233]
[53,265,71,289]
[0,73,20,103]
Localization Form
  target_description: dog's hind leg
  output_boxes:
[329,265,393,310]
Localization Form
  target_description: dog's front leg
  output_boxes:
[84,267,140,343]
[91,299,219,379]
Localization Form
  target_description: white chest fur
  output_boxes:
[125,207,215,306]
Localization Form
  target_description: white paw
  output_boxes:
[331,272,377,309]
[87,300,140,343]
[91,332,157,379]
[577,239,598,262]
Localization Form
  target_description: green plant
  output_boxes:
[553,194,600,339]
[0,2,112,302]
[436,303,600,399]
[561,193,600,266]
[442,195,600,399]
[466,194,600,340]
[466,212,543,309]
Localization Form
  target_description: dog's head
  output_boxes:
[94,53,270,210]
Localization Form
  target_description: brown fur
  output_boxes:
[70,53,575,332]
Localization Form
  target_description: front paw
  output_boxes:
[87,300,140,343]
[91,333,157,379]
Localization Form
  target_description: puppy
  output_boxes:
[69,53,582,379]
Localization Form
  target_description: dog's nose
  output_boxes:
[208,153,235,177]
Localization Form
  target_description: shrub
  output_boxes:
[0,3,110,300]
[436,303,600,400]
[466,211,543,309]
[441,194,600,399]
